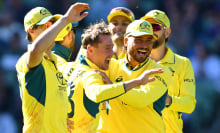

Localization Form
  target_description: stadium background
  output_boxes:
[0,0,220,132]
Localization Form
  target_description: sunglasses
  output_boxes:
[151,24,166,31]
[111,7,133,18]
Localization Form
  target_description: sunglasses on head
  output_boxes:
[151,24,166,31]
[111,7,132,17]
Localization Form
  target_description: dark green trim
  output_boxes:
[124,58,149,71]
[153,90,168,116]
[25,64,46,106]
[68,82,75,118]
[51,44,72,61]
[83,89,99,118]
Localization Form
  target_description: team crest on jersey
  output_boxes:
[56,72,66,85]
[115,76,123,82]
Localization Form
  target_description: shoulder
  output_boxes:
[174,53,192,64]
[16,52,28,72]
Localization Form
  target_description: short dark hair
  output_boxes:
[81,20,110,49]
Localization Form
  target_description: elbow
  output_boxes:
[185,98,197,113]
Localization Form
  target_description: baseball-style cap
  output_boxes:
[55,14,78,41]
[124,20,157,39]
[140,9,170,28]
[107,7,135,22]
[24,7,59,32]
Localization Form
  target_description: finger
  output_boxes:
[80,12,89,18]
[147,68,164,75]
[68,125,74,130]
[67,119,74,125]
[147,77,155,82]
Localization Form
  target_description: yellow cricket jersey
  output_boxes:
[51,43,73,61]
[112,51,125,60]
[67,55,126,133]
[51,43,79,82]
[16,52,68,133]
[97,57,171,133]
[158,47,196,133]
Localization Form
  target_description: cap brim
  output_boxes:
[140,16,164,26]
[108,12,132,22]
[36,15,60,25]
[125,31,157,40]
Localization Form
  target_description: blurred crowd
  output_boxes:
[0,0,220,132]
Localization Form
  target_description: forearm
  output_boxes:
[32,17,70,54]
[123,79,141,92]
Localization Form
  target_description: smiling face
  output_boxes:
[109,16,131,46]
[88,34,114,70]
[124,35,154,67]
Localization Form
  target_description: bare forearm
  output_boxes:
[124,79,141,92]
[32,17,70,54]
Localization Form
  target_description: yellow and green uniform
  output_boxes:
[159,47,196,133]
[51,43,78,82]
[51,43,73,61]
[67,55,126,133]
[16,52,68,133]
[112,51,125,60]
[97,57,171,133]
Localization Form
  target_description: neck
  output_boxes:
[150,45,167,62]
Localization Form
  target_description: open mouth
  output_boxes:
[137,49,147,56]
[105,58,111,65]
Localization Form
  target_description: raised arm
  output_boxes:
[27,3,89,69]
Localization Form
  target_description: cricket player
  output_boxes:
[16,3,89,132]
[66,20,164,133]
[107,7,135,59]
[97,20,173,133]
[141,9,196,133]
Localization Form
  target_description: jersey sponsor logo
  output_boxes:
[184,78,194,82]
[56,72,66,85]
[115,76,123,82]
[154,75,167,87]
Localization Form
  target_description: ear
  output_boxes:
[87,44,94,55]
[165,28,171,38]
[124,37,128,48]
[27,28,34,34]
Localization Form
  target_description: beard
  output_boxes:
[129,48,150,63]
[153,33,166,49]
